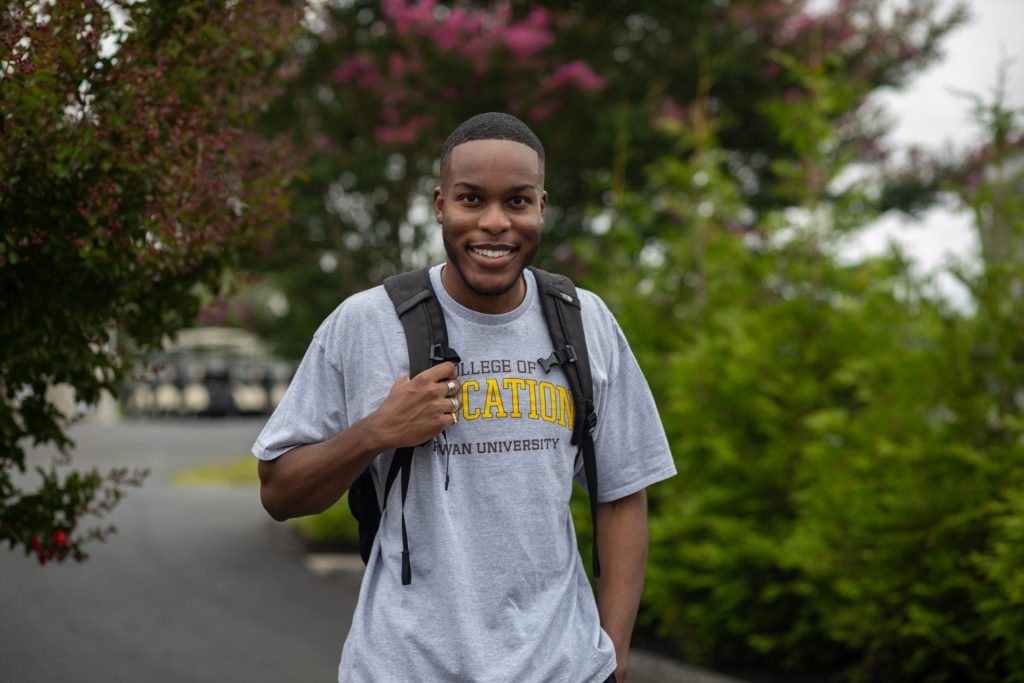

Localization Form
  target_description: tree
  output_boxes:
[247,0,966,357]
[567,55,1024,681]
[0,0,302,564]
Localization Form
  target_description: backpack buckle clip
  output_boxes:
[538,344,577,373]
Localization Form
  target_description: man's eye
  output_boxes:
[462,194,482,203]
[508,196,528,206]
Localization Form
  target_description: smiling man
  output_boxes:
[253,112,675,683]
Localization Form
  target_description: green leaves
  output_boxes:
[0,0,302,564]
[567,53,1024,681]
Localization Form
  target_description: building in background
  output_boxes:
[122,327,294,418]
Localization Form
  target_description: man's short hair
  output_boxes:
[440,112,545,178]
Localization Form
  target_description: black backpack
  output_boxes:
[347,266,601,585]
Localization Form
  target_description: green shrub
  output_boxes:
[571,74,1024,680]
[290,494,361,552]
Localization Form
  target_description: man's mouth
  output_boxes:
[469,246,515,260]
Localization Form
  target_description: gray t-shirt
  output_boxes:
[253,265,676,683]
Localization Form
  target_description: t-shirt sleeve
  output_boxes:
[251,331,349,461]
[574,293,676,501]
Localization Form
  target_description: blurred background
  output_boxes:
[2,1,1023,681]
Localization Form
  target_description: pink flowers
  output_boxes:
[377,0,556,66]
[502,25,555,59]
[382,0,437,35]
[543,60,608,93]
[375,114,432,145]
[327,4,608,134]
[331,56,380,88]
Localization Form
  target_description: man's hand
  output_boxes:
[258,362,462,518]
[366,362,461,449]
[258,362,460,521]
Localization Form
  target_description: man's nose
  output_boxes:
[479,202,511,233]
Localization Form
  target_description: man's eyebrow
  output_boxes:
[452,181,538,193]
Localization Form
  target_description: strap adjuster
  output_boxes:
[538,344,577,373]
[430,344,461,364]
[585,402,598,435]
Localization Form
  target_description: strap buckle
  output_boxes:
[538,344,577,373]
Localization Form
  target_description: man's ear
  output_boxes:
[539,190,548,220]
[433,187,443,223]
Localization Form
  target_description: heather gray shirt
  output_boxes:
[253,265,676,683]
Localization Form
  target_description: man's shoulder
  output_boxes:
[321,284,391,324]
[313,284,397,348]
[529,267,613,320]
[575,286,610,315]
[575,287,619,338]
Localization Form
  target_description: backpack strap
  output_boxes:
[382,268,459,585]
[529,266,601,578]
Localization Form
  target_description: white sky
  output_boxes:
[846,0,1024,304]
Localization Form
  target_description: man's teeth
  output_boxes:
[473,247,511,259]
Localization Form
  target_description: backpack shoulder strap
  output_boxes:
[529,266,601,578]
[384,268,459,377]
[380,268,460,585]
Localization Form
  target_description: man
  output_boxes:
[254,112,675,683]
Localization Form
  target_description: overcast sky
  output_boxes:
[847,0,1024,303]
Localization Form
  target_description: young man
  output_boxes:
[253,112,675,683]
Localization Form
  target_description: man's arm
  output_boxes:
[596,488,649,683]
[258,362,459,521]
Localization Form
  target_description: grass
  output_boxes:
[173,454,259,486]
[290,495,361,552]
[174,454,360,550]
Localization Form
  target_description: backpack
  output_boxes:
[347,266,601,585]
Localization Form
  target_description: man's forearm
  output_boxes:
[596,489,649,682]
[258,363,461,521]
[257,417,385,521]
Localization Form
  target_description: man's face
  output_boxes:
[434,139,547,314]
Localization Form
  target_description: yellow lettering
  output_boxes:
[502,377,527,418]
[482,378,508,419]
[557,384,574,429]
[462,380,481,420]
[525,379,539,419]
[539,382,556,423]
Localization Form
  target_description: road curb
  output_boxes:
[629,649,751,683]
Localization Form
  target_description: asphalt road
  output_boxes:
[0,418,745,683]
[0,418,361,683]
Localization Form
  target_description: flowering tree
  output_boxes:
[0,0,302,563]
[251,0,966,356]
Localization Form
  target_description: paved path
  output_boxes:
[0,419,744,683]
[0,419,361,683]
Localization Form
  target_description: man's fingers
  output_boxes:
[418,361,457,381]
